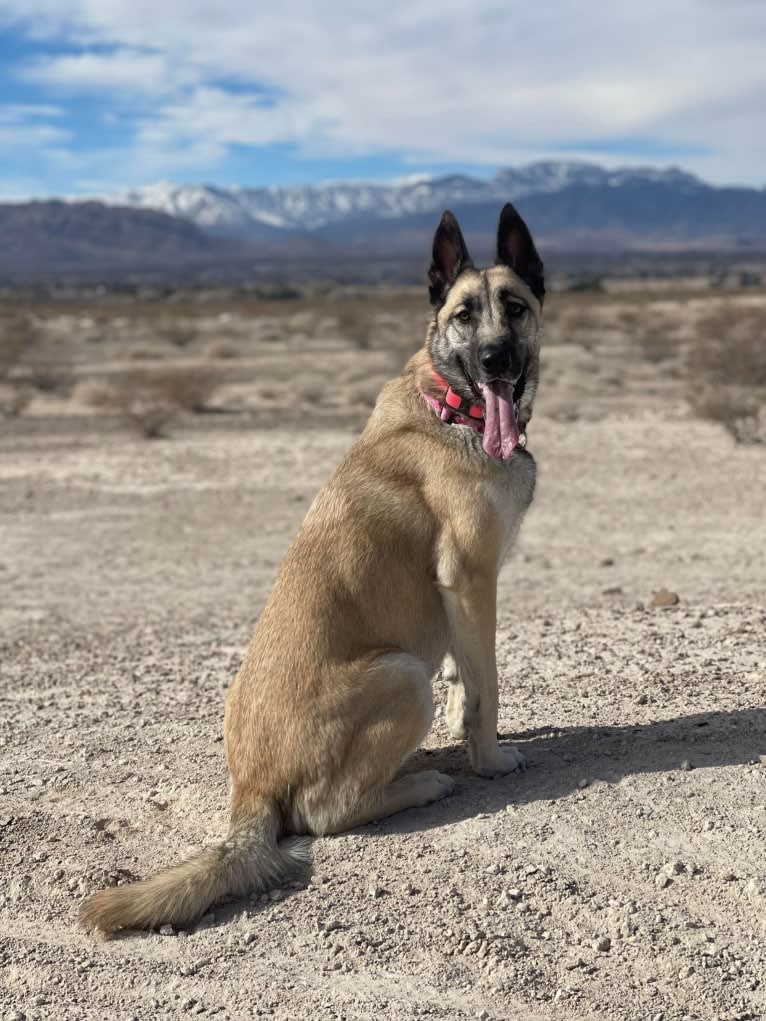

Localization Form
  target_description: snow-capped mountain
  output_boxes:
[100,162,706,238]
[5,161,765,282]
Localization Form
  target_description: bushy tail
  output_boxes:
[79,799,310,935]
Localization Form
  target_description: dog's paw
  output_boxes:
[471,744,527,777]
[414,770,456,805]
[446,718,467,741]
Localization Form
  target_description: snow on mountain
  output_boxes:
[100,162,706,238]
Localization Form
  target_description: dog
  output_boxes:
[80,202,544,934]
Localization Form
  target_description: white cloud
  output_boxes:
[1,1,765,186]
[19,48,187,95]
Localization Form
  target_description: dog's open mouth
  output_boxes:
[479,380,521,460]
[457,357,524,460]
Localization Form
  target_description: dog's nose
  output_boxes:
[479,343,511,378]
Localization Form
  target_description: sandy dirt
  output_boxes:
[1,291,765,1021]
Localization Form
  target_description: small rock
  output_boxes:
[368,885,383,899]
[268,888,283,901]
[593,936,611,953]
[6,1011,25,1021]
[507,888,522,900]
[158,924,175,936]
[242,931,256,945]
[655,872,671,890]
[679,759,693,771]
[636,693,648,705]
[578,778,589,789]
[477,1011,490,1021]
[650,588,680,608]
[678,965,695,979]
[600,557,615,567]
[745,877,766,904]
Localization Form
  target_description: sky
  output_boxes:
[0,1,764,199]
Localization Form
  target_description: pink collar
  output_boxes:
[419,366,485,434]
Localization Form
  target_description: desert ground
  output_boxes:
[1,278,765,1021]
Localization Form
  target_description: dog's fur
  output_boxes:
[80,204,544,934]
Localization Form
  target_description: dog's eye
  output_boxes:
[508,302,527,318]
[456,309,471,324]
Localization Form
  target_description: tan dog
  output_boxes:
[80,203,544,934]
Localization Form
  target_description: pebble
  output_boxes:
[655,872,671,889]
[578,778,590,789]
[158,924,175,936]
[368,885,383,899]
[7,1012,26,1021]
[593,936,611,952]
[242,931,256,945]
[745,877,766,903]
[679,759,693,771]
[650,588,680,608]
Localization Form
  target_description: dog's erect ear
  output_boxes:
[496,203,545,305]
[428,210,473,308]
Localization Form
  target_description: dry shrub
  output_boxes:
[688,304,766,442]
[155,321,198,348]
[637,327,675,364]
[83,365,220,438]
[0,382,32,417]
[334,301,375,350]
[0,315,29,380]
[1,312,74,396]
[0,314,38,415]
[127,347,165,361]
[206,340,240,359]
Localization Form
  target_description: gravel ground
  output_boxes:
[1,403,765,1021]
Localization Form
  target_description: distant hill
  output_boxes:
[0,200,246,281]
[2,162,766,281]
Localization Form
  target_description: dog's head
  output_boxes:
[426,204,544,442]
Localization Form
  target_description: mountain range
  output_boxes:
[2,161,766,281]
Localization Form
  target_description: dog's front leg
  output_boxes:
[438,544,525,777]
[440,652,468,741]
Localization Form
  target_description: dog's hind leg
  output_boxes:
[441,652,467,740]
[297,652,454,836]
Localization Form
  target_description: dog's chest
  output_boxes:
[483,465,535,567]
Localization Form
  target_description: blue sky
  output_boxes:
[0,1,764,198]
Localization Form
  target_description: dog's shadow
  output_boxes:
[123,705,764,937]
[367,704,766,836]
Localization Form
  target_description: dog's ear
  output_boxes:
[496,203,545,305]
[428,210,473,308]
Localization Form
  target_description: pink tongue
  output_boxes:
[480,381,520,460]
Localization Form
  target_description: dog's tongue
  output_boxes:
[480,381,520,460]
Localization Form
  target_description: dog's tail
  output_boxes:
[79,798,310,935]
